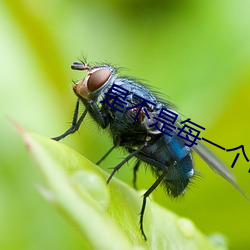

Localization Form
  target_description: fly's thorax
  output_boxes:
[141,111,162,135]
[73,64,117,102]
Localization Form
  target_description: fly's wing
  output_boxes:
[193,142,248,199]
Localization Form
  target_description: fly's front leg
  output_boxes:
[89,100,108,129]
[52,99,89,141]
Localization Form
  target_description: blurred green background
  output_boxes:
[0,0,250,249]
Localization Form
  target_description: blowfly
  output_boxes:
[52,60,245,240]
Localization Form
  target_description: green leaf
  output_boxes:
[19,127,227,250]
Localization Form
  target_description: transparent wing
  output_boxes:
[193,142,248,199]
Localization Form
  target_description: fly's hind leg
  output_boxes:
[140,172,167,240]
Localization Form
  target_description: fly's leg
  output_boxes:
[140,172,167,240]
[96,145,116,165]
[52,99,89,141]
[52,99,108,141]
[89,100,107,129]
[133,160,141,189]
[107,143,146,184]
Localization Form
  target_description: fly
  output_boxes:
[52,60,246,240]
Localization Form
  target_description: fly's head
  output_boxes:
[72,61,116,101]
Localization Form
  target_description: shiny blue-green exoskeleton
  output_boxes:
[52,60,245,240]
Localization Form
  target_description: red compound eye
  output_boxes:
[87,68,111,92]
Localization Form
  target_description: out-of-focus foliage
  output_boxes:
[0,0,249,249]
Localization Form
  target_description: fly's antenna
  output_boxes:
[71,61,89,71]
